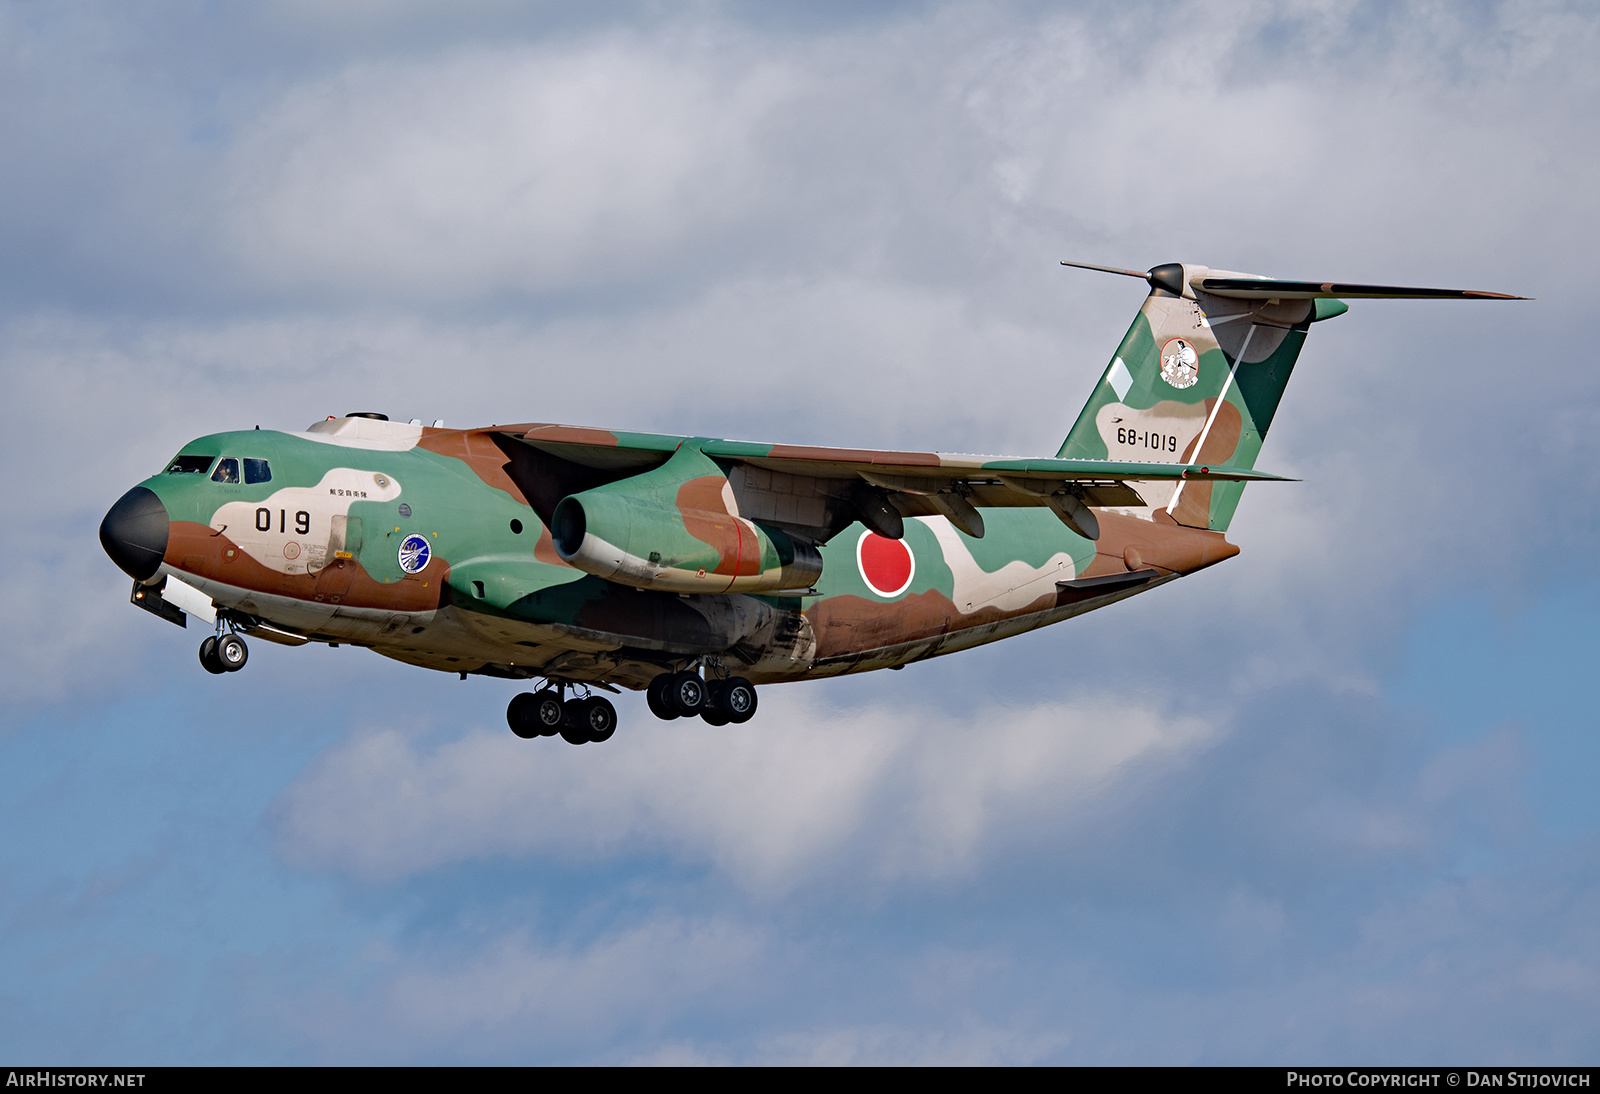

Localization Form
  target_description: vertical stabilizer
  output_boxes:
[1058,262,1341,532]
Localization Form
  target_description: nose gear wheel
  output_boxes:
[198,621,249,675]
[199,636,225,674]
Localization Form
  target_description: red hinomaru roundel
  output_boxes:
[856,530,915,598]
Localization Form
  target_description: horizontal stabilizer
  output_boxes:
[974,458,1292,483]
[1192,276,1526,301]
[1061,260,1526,301]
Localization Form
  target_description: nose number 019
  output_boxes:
[255,508,312,535]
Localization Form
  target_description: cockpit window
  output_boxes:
[211,457,241,484]
[243,458,271,485]
[166,455,215,475]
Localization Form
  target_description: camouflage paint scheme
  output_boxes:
[102,263,1519,693]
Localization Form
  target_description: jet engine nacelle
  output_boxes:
[552,490,823,595]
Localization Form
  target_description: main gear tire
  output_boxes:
[646,674,680,720]
[722,677,757,724]
[531,689,566,737]
[579,697,618,742]
[506,692,540,739]
[700,681,731,725]
[558,698,591,745]
[668,671,707,717]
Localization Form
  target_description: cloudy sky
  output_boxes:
[2,0,1597,1064]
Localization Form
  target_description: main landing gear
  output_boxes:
[506,684,617,745]
[504,668,761,744]
[198,625,249,675]
[646,670,758,726]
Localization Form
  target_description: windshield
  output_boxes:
[166,455,215,475]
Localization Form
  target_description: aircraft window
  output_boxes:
[211,458,241,484]
[243,458,272,485]
[166,455,215,475]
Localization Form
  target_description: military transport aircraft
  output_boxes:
[99,261,1520,744]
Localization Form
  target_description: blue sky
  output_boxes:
[2,0,1597,1064]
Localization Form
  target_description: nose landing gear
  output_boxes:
[198,625,249,675]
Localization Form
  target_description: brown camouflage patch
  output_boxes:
[165,521,444,613]
[1171,399,1243,528]
[808,588,1053,658]
[1080,510,1239,578]
[676,476,758,579]
[521,424,623,447]
[417,430,531,504]
[532,523,569,567]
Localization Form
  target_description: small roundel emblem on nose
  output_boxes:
[398,533,431,574]
[857,530,915,598]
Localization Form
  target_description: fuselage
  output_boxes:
[101,415,1239,691]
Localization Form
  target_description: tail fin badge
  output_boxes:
[1159,338,1200,389]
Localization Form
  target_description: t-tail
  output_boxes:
[1056,261,1524,532]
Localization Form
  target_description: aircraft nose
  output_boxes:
[100,486,170,581]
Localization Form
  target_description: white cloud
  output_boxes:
[223,33,795,298]
[273,686,1215,890]
[264,915,769,1062]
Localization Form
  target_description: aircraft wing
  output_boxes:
[498,423,1288,542]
